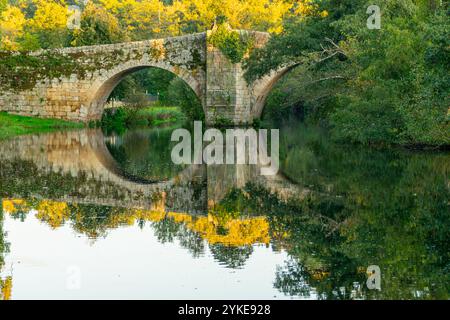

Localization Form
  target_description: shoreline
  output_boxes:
[0,112,84,140]
[1,112,449,152]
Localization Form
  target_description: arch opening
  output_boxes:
[251,64,300,122]
[86,64,205,121]
[89,127,204,186]
[83,65,206,185]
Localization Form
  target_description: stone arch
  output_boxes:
[86,129,205,192]
[84,61,205,120]
[251,63,299,120]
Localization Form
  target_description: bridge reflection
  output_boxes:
[0,129,305,214]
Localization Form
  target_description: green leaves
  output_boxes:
[208,24,253,63]
[69,2,127,47]
[246,0,450,147]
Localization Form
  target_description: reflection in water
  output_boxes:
[0,200,11,300]
[105,127,186,182]
[0,126,448,300]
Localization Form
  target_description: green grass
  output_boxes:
[101,105,186,134]
[137,106,185,126]
[0,112,84,140]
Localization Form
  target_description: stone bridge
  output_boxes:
[0,29,294,125]
[0,130,308,213]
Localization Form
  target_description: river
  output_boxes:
[0,124,448,300]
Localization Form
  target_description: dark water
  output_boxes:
[0,124,448,300]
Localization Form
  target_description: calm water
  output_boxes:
[0,124,448,300]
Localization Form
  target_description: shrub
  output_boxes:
[208,24,253,64]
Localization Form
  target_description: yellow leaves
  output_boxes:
[293,0,315,16]
[311,270,330,280]
[238,0,292,34]
[98,0,137,15]
[0,0,320,50]
[0,5,25,34]
[141,210,271,247]
[134,209,166,222]
[1,196,271,249]
[0,5,26,50]
[99,0,123,13]
[292,0,328,20]
[178,0,293,34]
[36,200,70,229]
[167,212,193,224]
[2,200,19,214]
[2,199,28,214]
[96,0,306,36]
[189,215,270,246]
[0,0,68,49]
[0,276,12,300]
[107,212,137,227]
[122,0,163,34]
[29,0,68,31]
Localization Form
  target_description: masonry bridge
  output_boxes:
[0,131,308,213]
[0,29,295,125]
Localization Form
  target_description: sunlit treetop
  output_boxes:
[0,276,12,300]
[27,0,68,31]
[0,5,26,50]
[0,0,320,49]
[98,0,298,35]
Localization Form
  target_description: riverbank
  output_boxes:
[265,119,450,153]
[0,112,84,140]
[0,106,185,140]
[139,106,185,126]
[101,106,185,132]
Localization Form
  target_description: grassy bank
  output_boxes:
[137,106,185,126]
[0,112,84,140]
[101,106,185,133]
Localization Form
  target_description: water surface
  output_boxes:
[0,125,448,300]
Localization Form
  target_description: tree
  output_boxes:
[27,0,69,48]
[245,0,450,146]
[69,2,126,46]
[1,0,316,50]
[123,0,166,40]
[0,5,26,50]
[97,0,300,38]
[167,77,204,120]
[0,197,5,270]
[0,0,7,13]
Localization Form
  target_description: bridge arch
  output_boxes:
[86,128,204,188]
[251,63,300,120]
[85,61,205,120]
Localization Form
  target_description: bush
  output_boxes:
[167,78,204,121]
[122,91,149,124]
[101,108,128,134]
[208,23,253,63]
